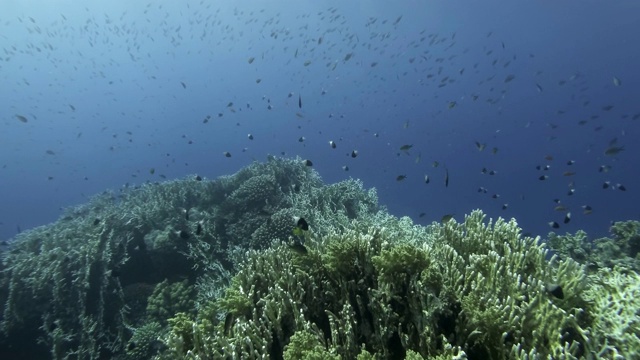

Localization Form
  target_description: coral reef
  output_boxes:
[160,210,595,359]
[548,220,640,271]
[0,157,638,359]
[0,157,379,359]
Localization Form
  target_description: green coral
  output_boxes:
[283,328,340,360]
[161,210,595,359]
[584,266,640,358]
[125,321,165,360]
[548,220,640,271]
[2,157,639,359]
[146,279,195,325]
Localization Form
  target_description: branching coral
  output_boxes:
[1,158,637,359]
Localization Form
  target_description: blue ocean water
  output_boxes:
[1,0,638,243]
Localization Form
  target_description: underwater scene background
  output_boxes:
[1,0,639,359]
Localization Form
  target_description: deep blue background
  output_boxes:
[1,0,639,242]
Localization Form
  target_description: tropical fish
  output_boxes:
[441,214,454,223]
[604,145,624,156]
[444,169,449,187]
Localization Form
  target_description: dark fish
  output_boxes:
[303,159,313,167]
[15,115,28,123]
[396,175,407,181]
[93,218,101,226]
[539,175,548,180]
[441,214,454,223]
[329,140,336,149]
[444,169,449,187]
[548,221,560,229]
[180,82,187,89]
[535,83,543,92]
[475,141,486,151]
[248,57,255,64]
[563,212,571,224]
[46,150,56,155]
[298,94,302,109]
[399,144,413,152]
[616,184,627,191]
[502,204,508,210]
[351,150,358,158]
[223,151,231,157]
[613,77,621,86]
[582,205,593,215]
[248,134,254,140]
[602,181,610,189]
[178,230,190,240]
[149,168,155,175]
[504,74,515,83]
[289,241,308,254]
[195,175,202,181]
[224,313,235,336]
[295,217,309,231]
[69,104,76,111]
[599,165,611,173]
[546,283,564,299]
[424,175,430,184]
[196,222,203,235]
[183,208,190,221]
[604,145,624,156]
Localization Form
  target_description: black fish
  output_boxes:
[546,283,564,299]
[289,241,308,254]
[298,94,302,109]
[296,217,309,231]
[444,169,449,187]
[196,222,203,235]
[303,159,313,167]
[93,218,101,226]
[224,313,235,336]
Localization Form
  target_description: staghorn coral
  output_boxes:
[583,266,640,358]
[548,220,640,272]
[436,211,589,359]
[161,210,595,359]
[2,157,638,359]
[125,321,165,360]
[145,279,195,325]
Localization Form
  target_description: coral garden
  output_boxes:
[0,157,638,359]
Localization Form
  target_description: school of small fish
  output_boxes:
[1,3,637,237]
